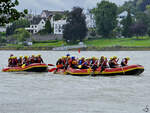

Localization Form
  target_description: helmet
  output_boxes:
[81,56,84,59]
[19,56,23,58]
[101,56,105,58]
[66,54,70,56]
[62,56,66,59]
[110,57,113,60]
[113,56,117,59]
[92,56,96,59]
[24,56,28,58]
[10,54,14,57]
[38,54,41,57]
[126,57,130,60]
[32,55,35,57]
[71,56,75,60]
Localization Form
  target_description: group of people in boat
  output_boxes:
[56,54,130,71]
[8,54,44,67]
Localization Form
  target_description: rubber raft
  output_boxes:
[2,63,48,72]
[54,64,144,76]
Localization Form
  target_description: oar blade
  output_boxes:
[48,68,57,72]
[48,64,55,66]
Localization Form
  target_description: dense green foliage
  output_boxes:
[85,37,150,47]
[0,32,6,43]
[45,20,52,34]
[53,13,63,20]
[12,28,30,42]
[0,0,28,26]
[93,1,118,37]
[121,10,133,37]
[63,7,87,43]
[6,19,30,36]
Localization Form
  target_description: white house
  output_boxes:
[117,11,134,27]
[25,17,46,34]
[84,10,96,28]
[54,20,66,34]
[0,26,6,32]
[41,10,64,27]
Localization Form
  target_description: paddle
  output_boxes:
[48,64,55,66]
[48,68,57,72]
[90,59,99,76]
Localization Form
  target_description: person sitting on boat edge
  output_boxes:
[99,56,108,72]
[121,57,130,67]
[8,56,13,67]
[23,56,29,66]
[17,56,23,66]
[36,54,44,63]
[90,57,98,71]
[109,56,119,68]
[29,55,36,64]
[56,57,65,69]
[65,54,71,69]
[78,57,88,69]
[69,56,78,69]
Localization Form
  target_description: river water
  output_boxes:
[0,51,149,113]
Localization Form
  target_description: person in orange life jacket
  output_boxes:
[86,58,91,66]
[23,56,29,66]
[78,57,88,69]
[69,56,78,69]
[121,57,130,67]
[56,56,66,69]
[30,55,36,64]
[56,58,64,69]
[11,56,18,67]
[99,56,108,72]
[110,56,119,68]
[65,54,71,69]
[90,57,98,71]
[8,56,13,67]
[99,56,105,66]
[17,56,23,66]
[8,54,14,67]
[36,54,44,63]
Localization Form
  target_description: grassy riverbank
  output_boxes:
[1,37,150,50]
[84,37,150,47]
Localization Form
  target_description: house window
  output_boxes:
[55,24,57,29]
[32,26,34,28]
[35,30,37,33]
[35,25,37,28]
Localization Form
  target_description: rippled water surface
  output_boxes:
[0,51,149,113]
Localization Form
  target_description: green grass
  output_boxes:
[31,40,66,47]
[4,37,150,48]
[84,37,150,47]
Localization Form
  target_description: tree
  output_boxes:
[130,22,147,36]
[0,32,6,43]
[93,1,118,37]
[54,13,63,21]
[6,19,30,36]
[137,0,150,11]
[121,10,133,37]
[12,28,30,42]
[0,0,28,26]
[63,7,87,43]
[45,20,52,34]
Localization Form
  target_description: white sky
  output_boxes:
[16,0,130,14]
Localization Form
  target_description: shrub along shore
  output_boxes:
[1,37,150,51]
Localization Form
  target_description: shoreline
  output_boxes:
[1,46,150,51]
